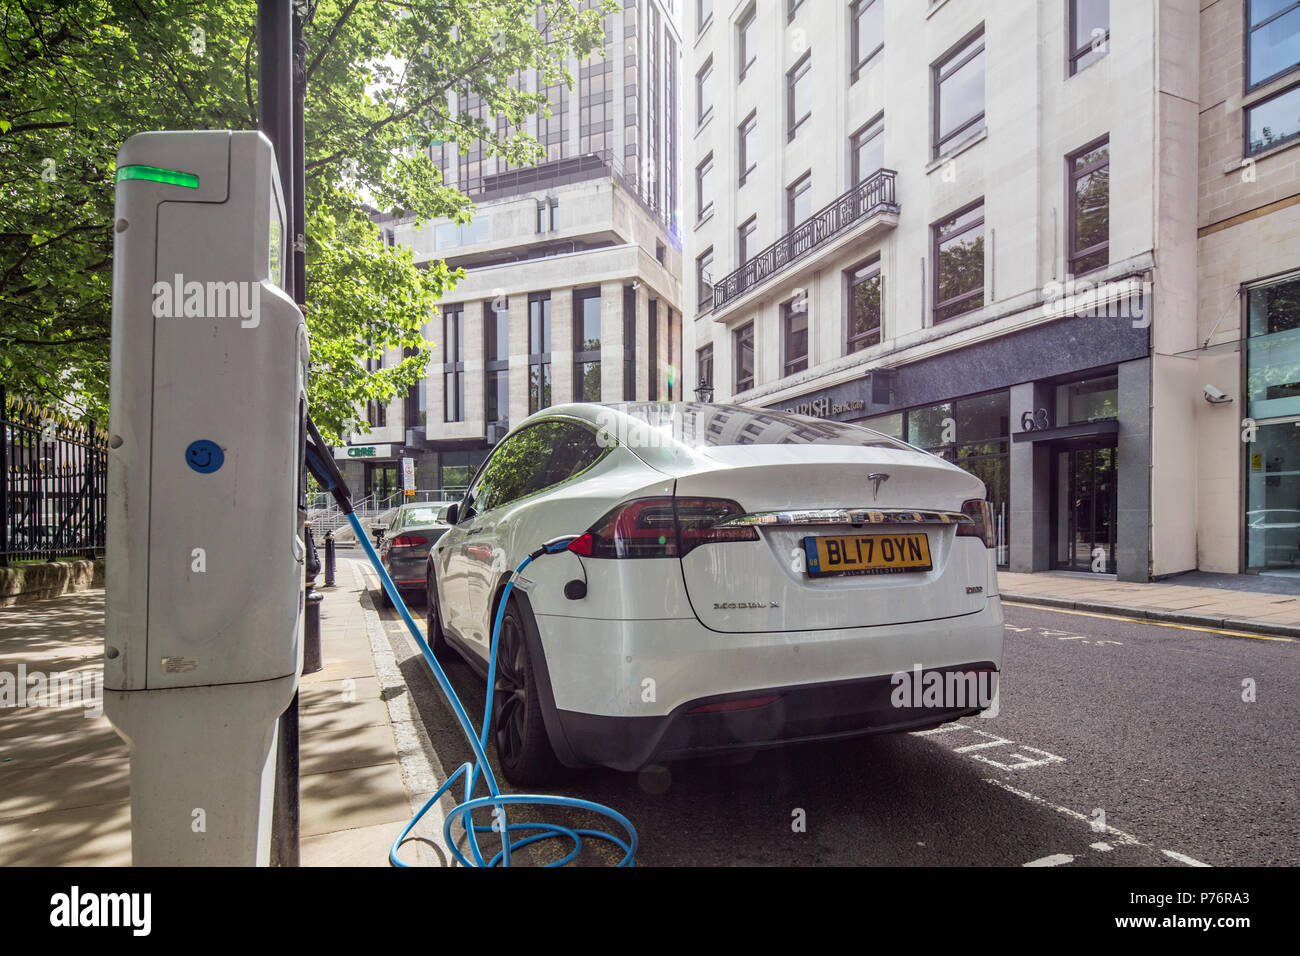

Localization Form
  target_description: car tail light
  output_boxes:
[390,535,428,548]
[956,499,994,548]
[568,496,757,559]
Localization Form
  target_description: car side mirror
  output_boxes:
[444,502,459,525]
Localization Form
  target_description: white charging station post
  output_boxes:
[104,130,307,866]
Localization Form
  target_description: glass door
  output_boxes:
[1055,444,1117,573]
[1245,418,1300,574]
[364,462,400,503]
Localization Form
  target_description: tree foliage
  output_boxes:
[0,0,610,440]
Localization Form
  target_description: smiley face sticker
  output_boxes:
[184,439,224,474]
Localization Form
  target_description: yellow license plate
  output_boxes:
[803,533,932,577]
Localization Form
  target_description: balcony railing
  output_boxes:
[711,168,898,313]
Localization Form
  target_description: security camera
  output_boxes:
[632,280,642,291]
[1203,384,1232,404]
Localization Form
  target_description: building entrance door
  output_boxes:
[1054,442,1117,573]
[365,462,400,502]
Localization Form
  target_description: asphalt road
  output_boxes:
[364,567,1299,867]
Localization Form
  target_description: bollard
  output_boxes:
[303,522,323,674]
[323,530,336,588]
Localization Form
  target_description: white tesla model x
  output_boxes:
[425,402,1003,785]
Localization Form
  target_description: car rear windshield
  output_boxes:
[606,403,913,450]
[400,507,441,527]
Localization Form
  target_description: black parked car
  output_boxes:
[374,502,455,608]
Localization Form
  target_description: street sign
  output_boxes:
[402,456,415,495]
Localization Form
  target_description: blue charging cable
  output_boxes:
[345,512,637,867]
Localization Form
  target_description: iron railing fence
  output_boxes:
[712,169,899,312]
[1,391,107,566]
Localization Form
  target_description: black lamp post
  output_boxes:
[694,380,714,404]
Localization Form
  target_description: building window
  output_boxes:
[623,284,637,401]
[1248,0,1300,90]
[847,258,882,353]
[782,299,808,376]
[538,81,569,163]
[850,0,883,81]
[697,343,714,392]
[1068,0,1110,75]
[698,247,714,309]
[573,287,602,402]
[851,115,884,186]
[1068,137,1110,276]
[403,345,424,432]
[696,57,713,126]
[484,299,509,431]
[932,200,985,323]
[697,0,713,35]
[579,50,614,154]
[528,293,552,414]
[933,28,985,158]
[1247,81,1300,154]
[738,5,757,80]
[738,110,757,185]
[1246,272,1300,416]
[536,199,557,233]
[738,215,757,265]
[787,52,812,140]
[649,300,659,401]
[902,391,1011,567]
[443,305,465,423]
[734,321,755,393]
[786,172,812,229]
[366,347,387,427]
[696,153,714,220]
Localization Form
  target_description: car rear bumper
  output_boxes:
[533,599,1003,771]
[554,667,994,771]
[383,552,428,587]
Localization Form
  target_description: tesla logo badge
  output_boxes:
[867,473,889,501]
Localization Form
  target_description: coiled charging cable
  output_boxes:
[346,513,638,867]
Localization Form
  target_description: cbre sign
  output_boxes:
[333,444,393,460]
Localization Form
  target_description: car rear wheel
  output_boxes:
[493,596,565,787]
[422,568,454,659]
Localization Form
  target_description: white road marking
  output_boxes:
[1161,849,1211,867]
[911,724,970,737]
[953,731,1016,752]
[983,778,1143,847]
[1091,842,1114,852]
[971,744,1067,771]
[913,723,1068,770]
[985,778,1213,865]
[1024,853,1074,867]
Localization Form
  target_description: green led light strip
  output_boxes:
[115,165,200,188]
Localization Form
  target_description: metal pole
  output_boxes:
[303,522,323,673]
[259,0,299,868]
[292,4,307,310]
[323,530,336,587]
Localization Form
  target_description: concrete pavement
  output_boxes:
[0,565,438,866]
[998,571,1300,639]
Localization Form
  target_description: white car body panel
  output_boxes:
[427,403,1005,768]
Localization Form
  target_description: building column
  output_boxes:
[1117,357,1152,582]
[551,287,574,406]
[1009,381,1053,572]
[635,283,651,400]
[507,293,530,425]
[462,302,485,438]
[600,280,624,401]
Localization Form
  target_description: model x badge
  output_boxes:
[868,473,889,501]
